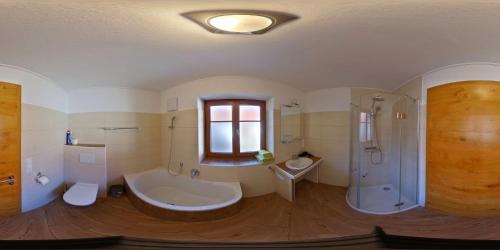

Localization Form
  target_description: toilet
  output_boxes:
[63,182,99,206]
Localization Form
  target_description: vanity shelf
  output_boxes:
[273,156,322,201]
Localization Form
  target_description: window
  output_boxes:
[204,99,266,160]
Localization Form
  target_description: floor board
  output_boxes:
[2,181,500,241]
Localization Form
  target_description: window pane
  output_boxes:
[239,105,260,121]
[240,122,261,152]
[360,112,367,123]
[211,122,233,153]
[210,105,232,121]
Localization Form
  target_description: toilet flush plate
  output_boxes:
[79,153,96,164]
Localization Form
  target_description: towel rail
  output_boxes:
[100,127,140,131]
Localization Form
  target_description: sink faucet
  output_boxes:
[291,153,299,159]
[190,168,200,178]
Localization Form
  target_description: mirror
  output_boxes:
[281,101,302,143]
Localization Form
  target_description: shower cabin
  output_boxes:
[347,93,419,214]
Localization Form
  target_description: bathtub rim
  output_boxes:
[124,167,243,212]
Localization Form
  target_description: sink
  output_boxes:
[285,157,313,170]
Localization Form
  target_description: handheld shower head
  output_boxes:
[168,116,176,129]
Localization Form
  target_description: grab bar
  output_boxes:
[0,175,15,185]
[100,127,140,131]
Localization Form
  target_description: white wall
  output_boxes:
[0,64,68,112]
[422,62,500,103]
[161,76,304,111]
[419,62,500,206]
[304,87,351,113]
[68,86,162,113]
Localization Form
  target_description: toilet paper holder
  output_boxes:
[35,172,50,185]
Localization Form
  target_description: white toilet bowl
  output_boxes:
[63,182,99,206]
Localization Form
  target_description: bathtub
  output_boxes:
[124,168,242,221]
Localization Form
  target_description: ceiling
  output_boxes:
[1,0,500,91]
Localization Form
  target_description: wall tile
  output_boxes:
[303,111,351,187]
[68,112,162,188]
[22,104,67,212]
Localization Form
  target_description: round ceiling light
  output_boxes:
[207,14,274,33]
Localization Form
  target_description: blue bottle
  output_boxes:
[66,130,72,145]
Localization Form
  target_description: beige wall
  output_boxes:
[303,87,353,187]
[161,109,302,197]
[22,104,67,212]
[303,111,351,186]
[69,112,162,187]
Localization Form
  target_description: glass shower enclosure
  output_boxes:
[347,93,419,214]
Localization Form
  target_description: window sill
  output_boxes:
[201,157,274,167]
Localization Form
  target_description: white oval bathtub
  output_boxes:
[124,168,242,213]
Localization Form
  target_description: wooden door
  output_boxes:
[427,81,500,217]
[0,82,21,216]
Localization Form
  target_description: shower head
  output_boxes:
[370,95,384,116]
[283,99,299,108]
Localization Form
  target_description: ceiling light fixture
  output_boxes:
[182,10,298,35]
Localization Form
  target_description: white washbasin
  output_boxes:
[285,157,314,170]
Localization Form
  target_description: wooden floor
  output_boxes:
[2,181,500,241]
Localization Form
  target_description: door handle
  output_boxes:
[0,176,15,185]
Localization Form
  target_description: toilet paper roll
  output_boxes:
[37,175,50,186]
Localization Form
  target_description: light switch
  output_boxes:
[79,153,96,164]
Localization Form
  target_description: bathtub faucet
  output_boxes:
[190,168,200,178]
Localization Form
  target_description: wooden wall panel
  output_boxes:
[0,82,21,216]
[427,81,500,217]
